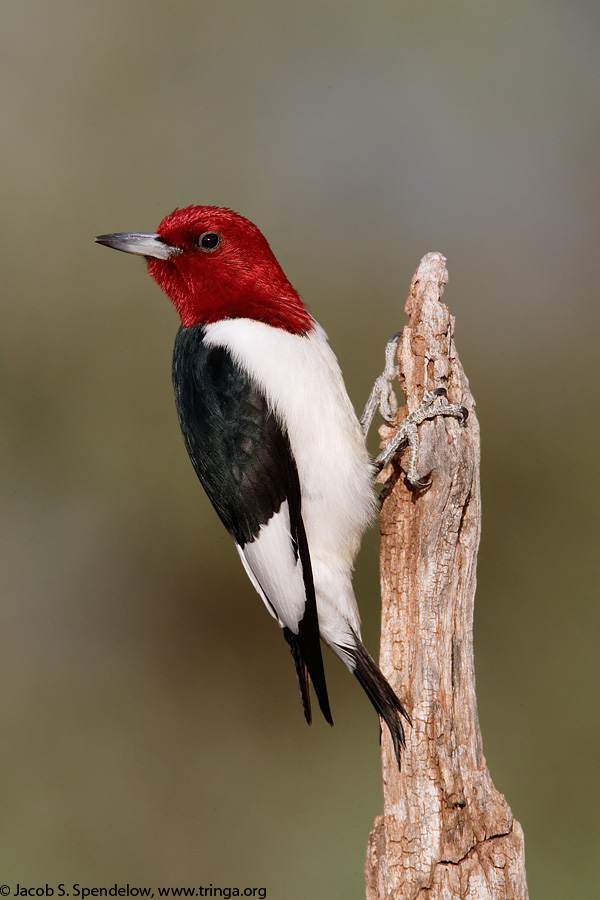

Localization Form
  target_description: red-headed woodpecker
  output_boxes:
[96,206,414,761]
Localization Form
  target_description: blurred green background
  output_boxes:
[1,0,598,896]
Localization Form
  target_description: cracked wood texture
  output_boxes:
[365,253,528,900]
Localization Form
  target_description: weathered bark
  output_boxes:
[365,253,528,900]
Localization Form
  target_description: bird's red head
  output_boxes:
[97,206,313,333]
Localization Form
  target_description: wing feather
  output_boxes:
[172,324,332,724]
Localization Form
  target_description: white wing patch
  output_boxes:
[236,500,306,634]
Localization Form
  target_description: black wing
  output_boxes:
[172,324,332,725]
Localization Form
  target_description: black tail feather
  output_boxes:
[352,638,410,766]
[283,627,312,724]
[283,626,333,726]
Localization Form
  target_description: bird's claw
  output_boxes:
[409,476,432,491]
[360,332,402,435]
[362,336,468,487]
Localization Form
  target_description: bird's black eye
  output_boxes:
[197,231,221,252]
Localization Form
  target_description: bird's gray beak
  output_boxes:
[95,232,180,260]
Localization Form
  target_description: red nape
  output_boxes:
[146,206,313,334]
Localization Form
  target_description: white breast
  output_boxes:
[203,318,375,636]
[205,319,374,565]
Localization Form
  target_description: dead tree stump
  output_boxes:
[365,253,528,900]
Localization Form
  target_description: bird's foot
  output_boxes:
[360,331,402,437]
[362,333,468,489]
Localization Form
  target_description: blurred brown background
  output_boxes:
[1,1,598,896]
